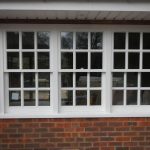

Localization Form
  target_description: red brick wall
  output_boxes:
[0,118,150,150]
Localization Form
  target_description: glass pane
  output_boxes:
[114,33,125,49]
[113,90,123,105]
[76,72,87,87]
[141,72,150,87]
[91,32,102,49]
[127,72,138,87]
[39,91,50,106]
[90,72,101,87]
[90,90,101,105]
[128,33,140,49]
[76,32,88,49]
[143,33,150,49]
[113,73,124,87]
[141,90,150,105]
[127,90,137,105]
[61,73,73,87]
[76,90,87,105]
[114,53,125,69]
[61,32,73,49]
[76,52,88,69]
[7,52,19,69]
[37,32,49,49]
[38,52,49,69]
[23,52,34,69]
[61,52,73,69]
[38,72,50,87]
[61,90,73,106]
[9,91,21,106]
[7,32,19,49]
[24,73,35,87]
[91,53,102,69]
[24,91,35,106]
[22,32,34,49]
[143,53,150,69]
[128,53,139,69]
[9,73,21,88]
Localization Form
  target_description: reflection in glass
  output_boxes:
[37,32,49,49]
[76,72,87,87]
[38,73,50,87]
[114,53,125,69]
[90,73,101,87]
[113,90,123,105]
[22,32,34,49]
[9,91,21,106]
[76,52,88,69]
[9,73,21,88]
[127,72,138,87]
[38,52,49,69]
[143,33,150,49]
[24,91,35,106]
[90,90,101,105]
[128,53,139,69]
[23,52,34,69]
[113,73,124,87]
[76,32,88,49]
[128,33,140,49]
[61,32,73,49]
[91,32,102,49]
[141,73,150,87]
[61,52,73,69]
[127,90,137,105]
[61,73,73,87]
[141,90,150,105]
[143,53,150,69]
[7,32,19,49]
[76,90,87,105]
[7,52,19,69]
[61,90,73,106]
[24,73,35,87]
[91,53,102,69]
[39,91,50,106]
[114,33,125,49]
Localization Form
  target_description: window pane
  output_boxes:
[37,32,49,49]
[141,90,150,105]
[91,32,102,49]
[114,33,125,49]
[38,91,50,106]
[9,73,21,88]
[61,90,73,106]
[7,32,19,49]
[61,73,73,87]
[7,52,19,69]
[9,91,21,106]
[113,73,124,87]
[113,90,123,105]
[143,33,150,49]
[128,53,139,69]
[141,72,150,87]
[61,52,73,69]
[127,72,138,87]
[91,53,102,69]
[127,90,137,105]
[90,90,101,105]
[128,33,140,49]
[76,32,88,49]
[76,52,88,69]
[76,90,87,105]
[143,53,150,69]
[76,72,87,87]
[24,91,35,106]
[114,53,125,69]
[90,72,101,87]
[24,73,35,87]
[38,52,49,69]
[22,32,34,49]
[38,73,50,87]
[23,52,34,69]
[61,32,73,49]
